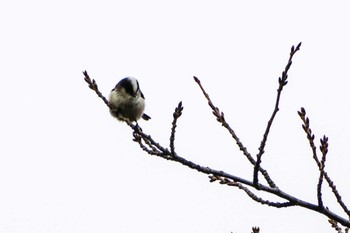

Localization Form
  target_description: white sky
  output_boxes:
[1,1,350,232]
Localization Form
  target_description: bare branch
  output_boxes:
[325,173,350,218]
[132,126,171,158]
[298,107,319,165]
[194,76,277,189]
[317,135,328,208]
[83,42,350,228]
[254,42,302,186]
[132,132,160,155]
[83,70,110,108]
[298,107,350,217]
[209,175,294,208]
[129,118,350,226]
[170,101,183,155]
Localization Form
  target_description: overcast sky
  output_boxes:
[1,1,350,233]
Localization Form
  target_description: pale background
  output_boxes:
[1,1,349,232]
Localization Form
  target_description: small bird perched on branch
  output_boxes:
[109,77,151,123]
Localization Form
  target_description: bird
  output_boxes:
[108,77,151,123]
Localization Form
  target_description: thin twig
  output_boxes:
[253,42,302,186]
[83,70,110,108]
[317,135,328,208]
[298,107,319,165]
[170,102,183,155]
[209,175,294,208]
[194,76,277,189]
[298,107,350,217]
[324,173,350,218]
[132,126,171,156]
[132,132,159,155]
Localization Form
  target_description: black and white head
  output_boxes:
[108,77,151,123]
